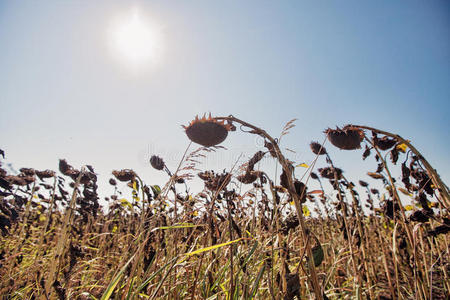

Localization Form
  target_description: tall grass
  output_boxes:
[0,116,448,299]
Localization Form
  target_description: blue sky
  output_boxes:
[0,1,449,202]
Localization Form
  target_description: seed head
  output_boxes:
[112,169,136,182]
[183,114,233,147]
[150,155,165,171]
[35,170,56,180]
[237,171,260,184]
[325,125,364,150]
[374,136,397,151]
[318,167,343,180]
[310,142,327,155]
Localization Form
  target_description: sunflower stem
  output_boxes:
[216,115,323,300]
[352,124,449,209]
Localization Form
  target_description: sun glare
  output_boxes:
[109,8,163,69]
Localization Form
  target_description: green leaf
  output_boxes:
[312,242,324,267]
[134,256,177,294]
[302,205,311,217]
[151,185,161,197]
[210,262,230,293]
[125,277,134,300]
[120,199,132,209]
[233,275,240,300]
[185,238,243,257]
[250,262,265,299]
[101,254,135,300]
[238,241,258,273]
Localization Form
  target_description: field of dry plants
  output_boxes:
[0,114,449,299]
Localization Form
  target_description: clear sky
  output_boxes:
[1,1,449,202]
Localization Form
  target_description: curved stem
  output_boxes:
[352,124,449,209]
[366,137,428,299]
[216,115,323,300]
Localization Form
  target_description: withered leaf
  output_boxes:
[362,146,371,160]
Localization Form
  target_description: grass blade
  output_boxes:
[250,262,265,299]
[135,256,178,294]
[101,254,135,300]
[185,238,244,257]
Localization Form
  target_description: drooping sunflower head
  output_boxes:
[183,114,233,147]
[150,155,165,171]
[325,125,364,150]
[373,135,397,151]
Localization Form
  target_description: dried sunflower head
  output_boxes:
[294,180,307,203]
[325,125,364,150]
[318,167,342,180]
[112,169,136,182]
[374,136,397,151]
[35,170,56,180]
[19,168,35,176]
[310,142,327,155]
[59,159,73,175]
[183,114,233,147]
[5,175,28,186]
[150,155,165,171]
[247,151,265,171]
[264,140,277,157]
[382,199,400,219]
[198,170,231,191]
[20,174,35,184]
[281,214,299,235]
[409,209,432,223]
[237,171,261,184]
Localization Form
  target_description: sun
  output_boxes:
[108,8,163,69]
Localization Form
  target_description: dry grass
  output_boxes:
[0,116,448,299]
